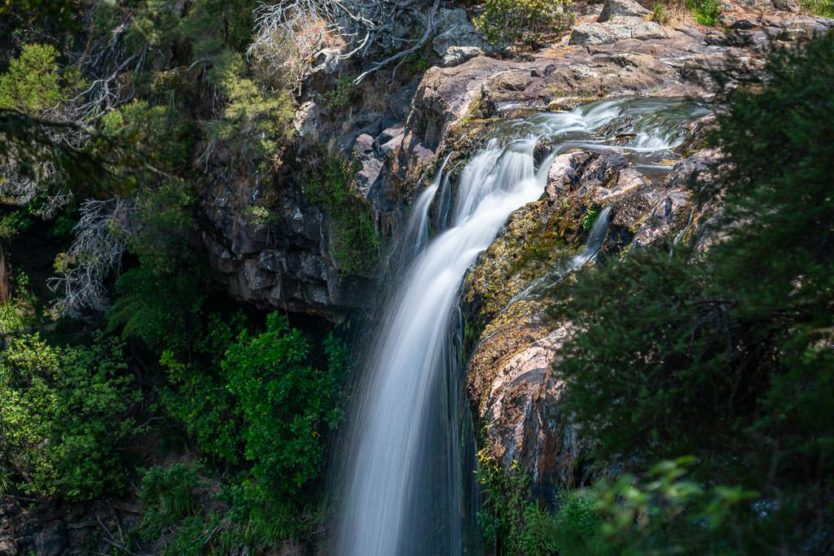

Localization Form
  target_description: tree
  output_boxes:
[0,333,141,501]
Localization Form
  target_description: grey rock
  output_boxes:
[354,133,384,195]
[570,18,668,45]
[243,259,276,290]
[0,538,16,556]
[310,47,342,74]
[442,45,485,67]
[34,521,65,556]
[432,9,491,66]
[771,0,800,11]
[598,0,651,22]
[293,101,323,140]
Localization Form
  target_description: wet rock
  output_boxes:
[598,0,651,22]
[34,521,65,556]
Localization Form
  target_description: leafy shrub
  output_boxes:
[685,0,720,25]
[0,43,82,115]
[138,463,202,537]
[550,458,758,555]
[205,50,296,161]
[222,315,345,506]
[100,100,195,177]
[475,0,573,46]
[323,75,361,110]
[160,313,247,466]
[0,333,141,500]
[158,312,347,542]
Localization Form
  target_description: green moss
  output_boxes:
[302,150,381,276]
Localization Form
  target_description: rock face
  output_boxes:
[431,8,493,66]
[0,497,141,556]
[598,0,651,21]
[463,110,725,495]
[202,0,830,321]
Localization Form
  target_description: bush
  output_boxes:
[475,0,573,46]
[157,312,347,543]
[551,458,759,555]
[0,43,81,115]
[138,463,202,538]
[685,0,720,25]
[222,314,345,504]
[0,333,141,500]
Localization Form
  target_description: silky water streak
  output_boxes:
[334,97,709,556]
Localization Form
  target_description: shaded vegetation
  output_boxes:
[483,31,834,556]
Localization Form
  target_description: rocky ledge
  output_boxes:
[205,0,830,320]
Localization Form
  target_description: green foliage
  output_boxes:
[0,210,35,240]
[0,333,141,501]
[550,457,758,555]
[476,449,553,555]
[800,0,834,16]
[475,0,573,46]
[651,2,669,24]
[0,43,84,117]
[138,463,201,539]
[108,181,205,351]
[151,314,347,547]
[323,75,361,110]
[556,248,754,459]
[160,313,246,465]
[205,50,296,160]
[101,100,194,176]
[303,151,380,275]
[222,315,344,517]
[581,205,600,231]
[0,0,84,30]
[685,0,720,26]
[549,492,603,555]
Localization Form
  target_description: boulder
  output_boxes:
[431,9,492,67]
[569,18,669,45]
[353,133,383,196]
[34,521,65,556]
[598,0,651,22]
[442,45,485,67]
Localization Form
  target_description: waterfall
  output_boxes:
[334,97,709,556]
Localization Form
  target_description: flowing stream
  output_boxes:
[334,97,709,556]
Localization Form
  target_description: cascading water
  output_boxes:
[334,97,709,556]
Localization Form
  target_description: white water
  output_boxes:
[335,97,708,556]
[336,136,544,556]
